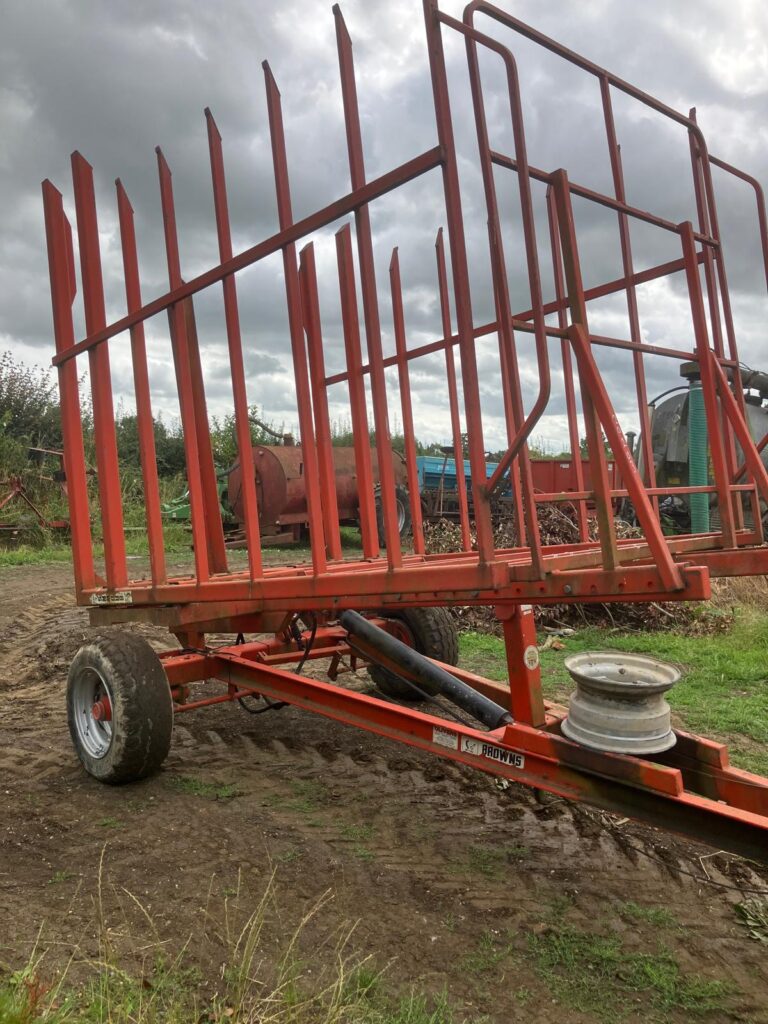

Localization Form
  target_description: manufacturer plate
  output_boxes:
[461,736,525,769]
[90,591,133,606]
[432,726,459,750]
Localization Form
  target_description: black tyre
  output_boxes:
[375,484,412,548]
[67,632,173,784]
[368,607,458,701]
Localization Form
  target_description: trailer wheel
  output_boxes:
[67,632,173,784]
[368,607,458,701]
[375,484,412,548]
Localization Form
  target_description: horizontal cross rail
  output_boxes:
[51,145,444,367]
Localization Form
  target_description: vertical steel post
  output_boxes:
[423,0,494,562]
[551,168,620,571]
[71,152,128,589]
[688,113,745,533]
[334,6,402,568]
[486,224,530,552]
[206,109,263,579]
[435,229,472,552]
[546,186,589,542]
[599,79,659,517]
[182,296,230,574]
[457,15,551,509]
[461,10,540,560]
[695,117,762,534]
[679,221,736,547]
[299,242,343,561]
[41,181,95,593]
[263,63,327,575]
[497,605,545,727]
[116,180,167,586]
[389,248,426,556]
[156,148,211,583]
[336,224,379,558]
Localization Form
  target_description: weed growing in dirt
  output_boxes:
[460,607,768,775]
[459,930,513,975]
[459,843,527,880]
[736,898,768,943]
[617,901,678,930]
[265,778,331,815]
[341,823,375,843]
[47,870,74,885]
[528,925,732,1021]
[352,845,375,862]
[466,845,505,878]
[167,776,240,800]
[97,816,124,830]
[0,871,480,1024]
[513,985,532,1005]
[274,846,304,865]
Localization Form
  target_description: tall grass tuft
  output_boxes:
[0,861,469,1024]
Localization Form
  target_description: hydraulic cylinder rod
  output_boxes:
[339,609,513,730]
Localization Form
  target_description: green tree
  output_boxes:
[0,352,62,447]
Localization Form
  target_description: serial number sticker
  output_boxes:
[461,737,525,769]
[432,726,459,750]
[90,591,133,606]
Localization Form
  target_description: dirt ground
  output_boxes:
[1,561,768,1022]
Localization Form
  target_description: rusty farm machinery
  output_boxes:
[43,2,768,862]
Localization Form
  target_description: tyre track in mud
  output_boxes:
[2,563,768,1023]
[1,563,765,896]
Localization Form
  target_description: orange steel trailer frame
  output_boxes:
[44,2,768,860]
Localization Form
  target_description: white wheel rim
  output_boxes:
[71,667,114,759]
[397,498,406,532]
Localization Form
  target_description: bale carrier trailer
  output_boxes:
[44,1,768,863]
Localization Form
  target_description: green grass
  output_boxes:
[0,524,193,567]
[458,843,526,879]
[0,908,478,1024]
[341,823,375,843]
[97,816,124,830]
[265,779,331,814]
[459,931,513,975]
[340,823,376,861]
[0,544,74,567]
[528,925,732,1021]
[167,776,240,800]
[459,607,768,775]
[617,901,678,930]
[47,870,75,886]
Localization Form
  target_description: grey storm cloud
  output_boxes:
[1,0,767,451]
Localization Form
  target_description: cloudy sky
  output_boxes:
[2,0,768,455]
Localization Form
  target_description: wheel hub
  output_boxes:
[91,696,112,722]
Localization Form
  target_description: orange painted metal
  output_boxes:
[43,2,768,856]
[157,633,768,863]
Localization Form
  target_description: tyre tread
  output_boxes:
[369,608,458,700]
[67,632,173,784]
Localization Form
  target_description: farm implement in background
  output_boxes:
[0,448,73,544]
[44,2,768,862]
